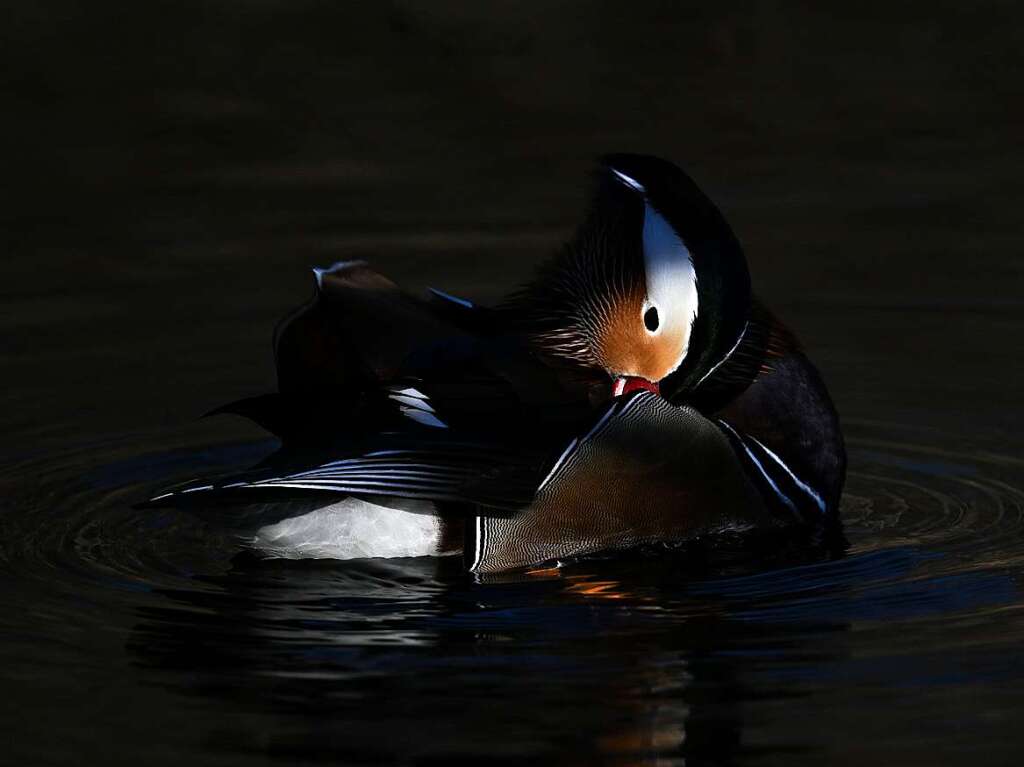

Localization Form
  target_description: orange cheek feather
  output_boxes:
[595,297,687,382]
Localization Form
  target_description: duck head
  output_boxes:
[507,154,751,403]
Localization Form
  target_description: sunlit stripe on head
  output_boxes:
[611,168,646,193]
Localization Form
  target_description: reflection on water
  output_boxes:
[1,426,1022,764]
[3,0,1024,763]
[131,558,741,764]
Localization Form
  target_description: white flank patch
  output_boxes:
[253,497,442,559]
[642,201,699,372]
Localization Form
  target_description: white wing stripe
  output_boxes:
[390,394,436,412]
[747,435,826,513]
[717,421,798,515]
[536,438,579,493]
[535,393,650,495]
[239,482,457,501]
[401,408,448,429]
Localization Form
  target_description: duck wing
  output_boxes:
[149,391,811,572]
[274,261,477,393]
[143,380,589,516]
[221,261,599,446]
[144,383,678,521]
[468,392,775,573]
[144,440,535,511]
[688,299,846,517]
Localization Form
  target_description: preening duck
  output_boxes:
[146,154,846,574]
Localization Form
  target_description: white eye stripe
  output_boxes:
[642,202,699,361]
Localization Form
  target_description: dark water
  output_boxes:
[3,3,1023,764]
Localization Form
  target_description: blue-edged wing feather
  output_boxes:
[142,430,551,516]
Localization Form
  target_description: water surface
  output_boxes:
[2,2,1023,764]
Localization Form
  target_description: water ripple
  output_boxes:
[2,425,1023,764]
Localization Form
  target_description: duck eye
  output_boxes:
[643,305,660,332]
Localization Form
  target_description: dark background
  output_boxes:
[4,1,1022,450]
[2,2,1023,765]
